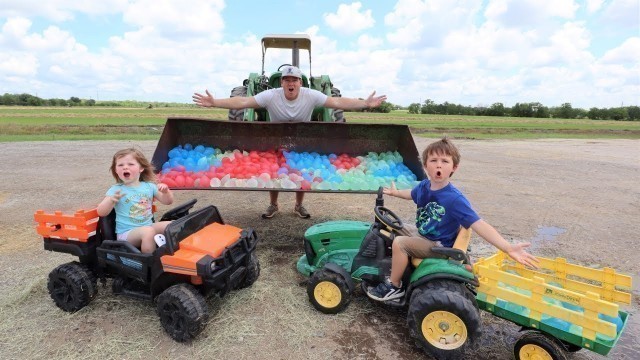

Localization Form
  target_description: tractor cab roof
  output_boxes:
[261,34,312,77]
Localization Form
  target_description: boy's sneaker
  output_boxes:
[261,204,279,219]
[366,278,404,301]
[294,204,311,219]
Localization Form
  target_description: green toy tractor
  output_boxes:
[228,34,344,122]
[296,188,481,359]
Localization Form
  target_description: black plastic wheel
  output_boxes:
[307,268,352,314]
[228,86,247,121]
[514,331,569,360]
[236,252,260,289]
[47,261,97,312]
[407,283,482,360]
[156,284,209,342]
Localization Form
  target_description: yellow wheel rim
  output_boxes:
[314,281,342,309]
[421,310,468,350]
[518,344,553,360]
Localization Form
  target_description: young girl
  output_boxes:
[97,148,174,254]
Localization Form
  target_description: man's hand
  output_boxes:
[365,91,387,108]
[192,89,215,108]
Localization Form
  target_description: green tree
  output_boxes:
[408,103,421,114]
[627,106,640,120]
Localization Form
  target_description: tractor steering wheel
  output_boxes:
[277,64,293,71]
[374,206,404,231]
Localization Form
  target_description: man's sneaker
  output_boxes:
[366,279,404,301]
[261,204,279,219]
[294,204,311,219]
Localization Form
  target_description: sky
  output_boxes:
[0,0,638,109]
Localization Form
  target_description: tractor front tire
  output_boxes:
[407,284,481,360]
[156,284,209,342]
[236,252,260,289]
[228,86,247,121]
[514,331,568,360]
[307,269,352,314]
[47,261,98,312]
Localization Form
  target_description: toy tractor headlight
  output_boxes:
[210,261,217,273]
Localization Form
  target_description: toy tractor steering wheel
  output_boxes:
[374,206,404,231]
[277,64,293,71]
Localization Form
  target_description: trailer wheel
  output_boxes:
[236,252,260,289]
[330,87,345,122]
[156,284,209,342]
[514,331,568,360]
[307,268,352,314]
[407,284,481,360]
[228,86,247,121]
[47,262,98,312]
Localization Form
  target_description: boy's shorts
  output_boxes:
[395,223,444,259]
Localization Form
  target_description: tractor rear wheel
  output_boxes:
[514,331,568,360]
[228,86,247,121]
[47,261,98,312]
[307,268,352,314]
[236,252,260,289]
[156,284,209,342]
[330,87,345,122]
[407,282,481,360]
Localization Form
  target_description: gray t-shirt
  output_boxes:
[254,87,328,122]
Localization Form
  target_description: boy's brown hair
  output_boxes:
[110,148,157,183]
[422,137,461,167]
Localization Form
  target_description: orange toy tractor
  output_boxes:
[34,199,260,342]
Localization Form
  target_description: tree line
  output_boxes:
[2,92,637,120]
[0,93,186,108]
[408,99,639,121]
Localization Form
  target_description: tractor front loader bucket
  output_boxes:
[152,117,425,193]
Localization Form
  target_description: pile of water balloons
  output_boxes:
[157,144,419,191]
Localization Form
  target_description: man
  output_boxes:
[193,65,387,219]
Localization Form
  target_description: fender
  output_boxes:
[322,262,355,294]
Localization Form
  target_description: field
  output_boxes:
[1,106,640,141]
[0,107,638,359]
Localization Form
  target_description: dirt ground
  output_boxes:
[0,138,638,360]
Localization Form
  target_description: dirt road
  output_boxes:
[0,138,637,359]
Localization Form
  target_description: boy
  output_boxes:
[367,137,539,301]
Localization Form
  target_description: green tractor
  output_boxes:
[228,34,344,122]
[296,188,482,359]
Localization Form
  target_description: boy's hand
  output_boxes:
[383,181,397,196]
[506,242,539,268]
[158,183,170,193]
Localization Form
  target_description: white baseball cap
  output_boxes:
[280,65,302,79]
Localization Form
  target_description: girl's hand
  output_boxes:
[111,190,123,204]
[157,183,170,193]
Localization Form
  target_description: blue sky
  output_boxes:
[1,0,638,108]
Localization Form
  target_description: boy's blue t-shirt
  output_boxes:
[106,182,158,234]
[410,179,480,247]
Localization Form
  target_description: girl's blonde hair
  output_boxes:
[110,148,157,183]
[422,137,461,167]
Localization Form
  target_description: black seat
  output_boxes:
[97,210,141,254]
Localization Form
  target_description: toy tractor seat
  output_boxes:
[410,227,472,267]
[97,210,142,254]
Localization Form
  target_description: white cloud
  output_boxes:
[600,37,640,64]
[601,0,640,29]
[585,0,605,13]
[323,2,375,35]
[485,0,579,27]
[0,0,129,22]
